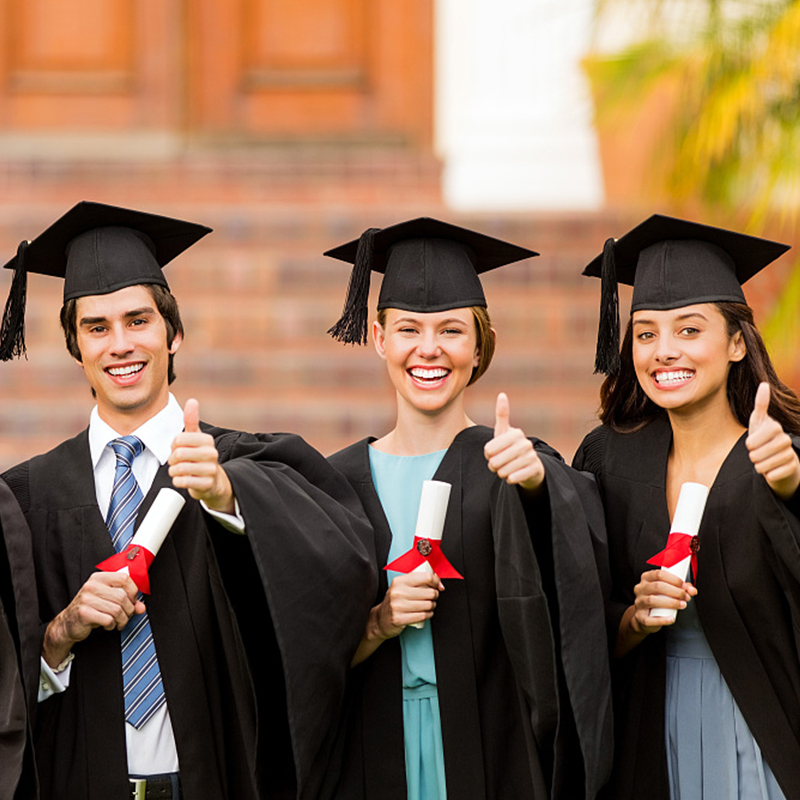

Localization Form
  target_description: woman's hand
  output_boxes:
[484,393,545,493]
[747,382,800,500]
[615,569,696,658]
[351,572,443,666]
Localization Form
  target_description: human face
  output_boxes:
[373,308,480,415]
[631,303,745,417]
[74,284,182,433]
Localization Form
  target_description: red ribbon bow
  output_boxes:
[97,544,156,594]
[384,536,464,579]
[647,532,699,579]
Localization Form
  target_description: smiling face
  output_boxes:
[631,303,745,418]
[74,284,182,433]
[373,307,480,416]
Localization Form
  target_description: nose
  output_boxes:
[416,330,441,359]
[654,334,679,363]
[108,324,134,356]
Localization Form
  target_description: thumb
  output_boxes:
[494,392,510,437]
[749,382,770,435]
[184,398,201,433]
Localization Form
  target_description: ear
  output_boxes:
[168,330,183,355]
[372,319,387,361]
[729,330,746,363]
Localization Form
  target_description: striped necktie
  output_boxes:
[106,436,166,729]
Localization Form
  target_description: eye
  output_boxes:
[88,325,107,334]
[680,326,700,336]
[635,330,654,341]
[130,318,147,327]
[443,327,466,335]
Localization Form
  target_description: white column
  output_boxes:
[435,0,604,211]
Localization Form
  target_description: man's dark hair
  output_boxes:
[60,284,184,384]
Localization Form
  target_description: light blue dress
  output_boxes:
[664,600,786,799]
[369,446,448,800]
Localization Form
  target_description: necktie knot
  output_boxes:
[110,435,144,467]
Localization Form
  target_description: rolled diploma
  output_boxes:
[651,481,709,621]
[409,480,451,630]
[115,488,186,577]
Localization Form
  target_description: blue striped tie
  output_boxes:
[106,436,166,729]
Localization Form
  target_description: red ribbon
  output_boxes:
[97,544,156,594]
[647,531,699,579]
[384,536,464,580]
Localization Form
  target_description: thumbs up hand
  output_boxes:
[168,398,235,512]
[746,382,800,499]
[484,393,545,492]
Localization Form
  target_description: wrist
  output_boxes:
[42,618,75,669]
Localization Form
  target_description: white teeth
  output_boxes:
[655,370,693,385]
[108,364,143,377]
[409,367,449,380]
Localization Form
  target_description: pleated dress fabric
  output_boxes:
[664,601,786,800]
[369,446,448,800]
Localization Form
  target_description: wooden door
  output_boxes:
[0,0,433,145]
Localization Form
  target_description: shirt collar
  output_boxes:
[88,394,185,468]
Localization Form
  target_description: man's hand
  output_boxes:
[746,382,800,499]
[168,398,235,513]
[43,572,145,667]
[484,392,545,492]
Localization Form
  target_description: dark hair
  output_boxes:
[60,284,184,385]
[376,305,495,386]
[599,302,800,435]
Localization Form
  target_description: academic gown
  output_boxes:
[574,415,800,800]
[329,425,612,800]
[2,422,376,800]
[0,478,39,800]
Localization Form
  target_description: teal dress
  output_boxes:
[368,446,447,800]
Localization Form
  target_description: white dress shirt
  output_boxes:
[39,394,245,775]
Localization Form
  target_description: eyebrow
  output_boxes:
[392,316,471,326]
[633,312,708,326]
[79,306,156,326]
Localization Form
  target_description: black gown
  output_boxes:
[329,425,612,800]
[0,478,39,800]
[574,415,800,800]
[2,423,376,800]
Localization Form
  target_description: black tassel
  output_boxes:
[0,240,29,361]
[327,227,380,345]
[594,237,620,376]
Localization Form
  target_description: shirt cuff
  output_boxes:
[201,497,246,534]
[39,656,71,702]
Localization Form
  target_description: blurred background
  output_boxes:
[0,0,797,467]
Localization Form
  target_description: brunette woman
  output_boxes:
[574,215,800,799]
[326,218,612,800]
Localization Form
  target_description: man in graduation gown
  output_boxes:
[0,202,376,800]
[0,480,39,800]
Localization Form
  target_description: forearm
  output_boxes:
[614,605,650,659]
[350,605,389,667]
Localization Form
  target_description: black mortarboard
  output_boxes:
[0,201,211,360]
[583,214,790,376]
[325,217,538,345]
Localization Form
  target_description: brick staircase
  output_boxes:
[0,146,638,469]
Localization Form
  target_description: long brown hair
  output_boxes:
[599,302,800,435]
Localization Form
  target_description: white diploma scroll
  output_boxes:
[651,482,709,621]
[409,480,452,630]
[115,488,186,578]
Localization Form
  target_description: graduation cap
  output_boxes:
[325,217,538,345]
[583,214,791,376]
[0,201,211,361]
